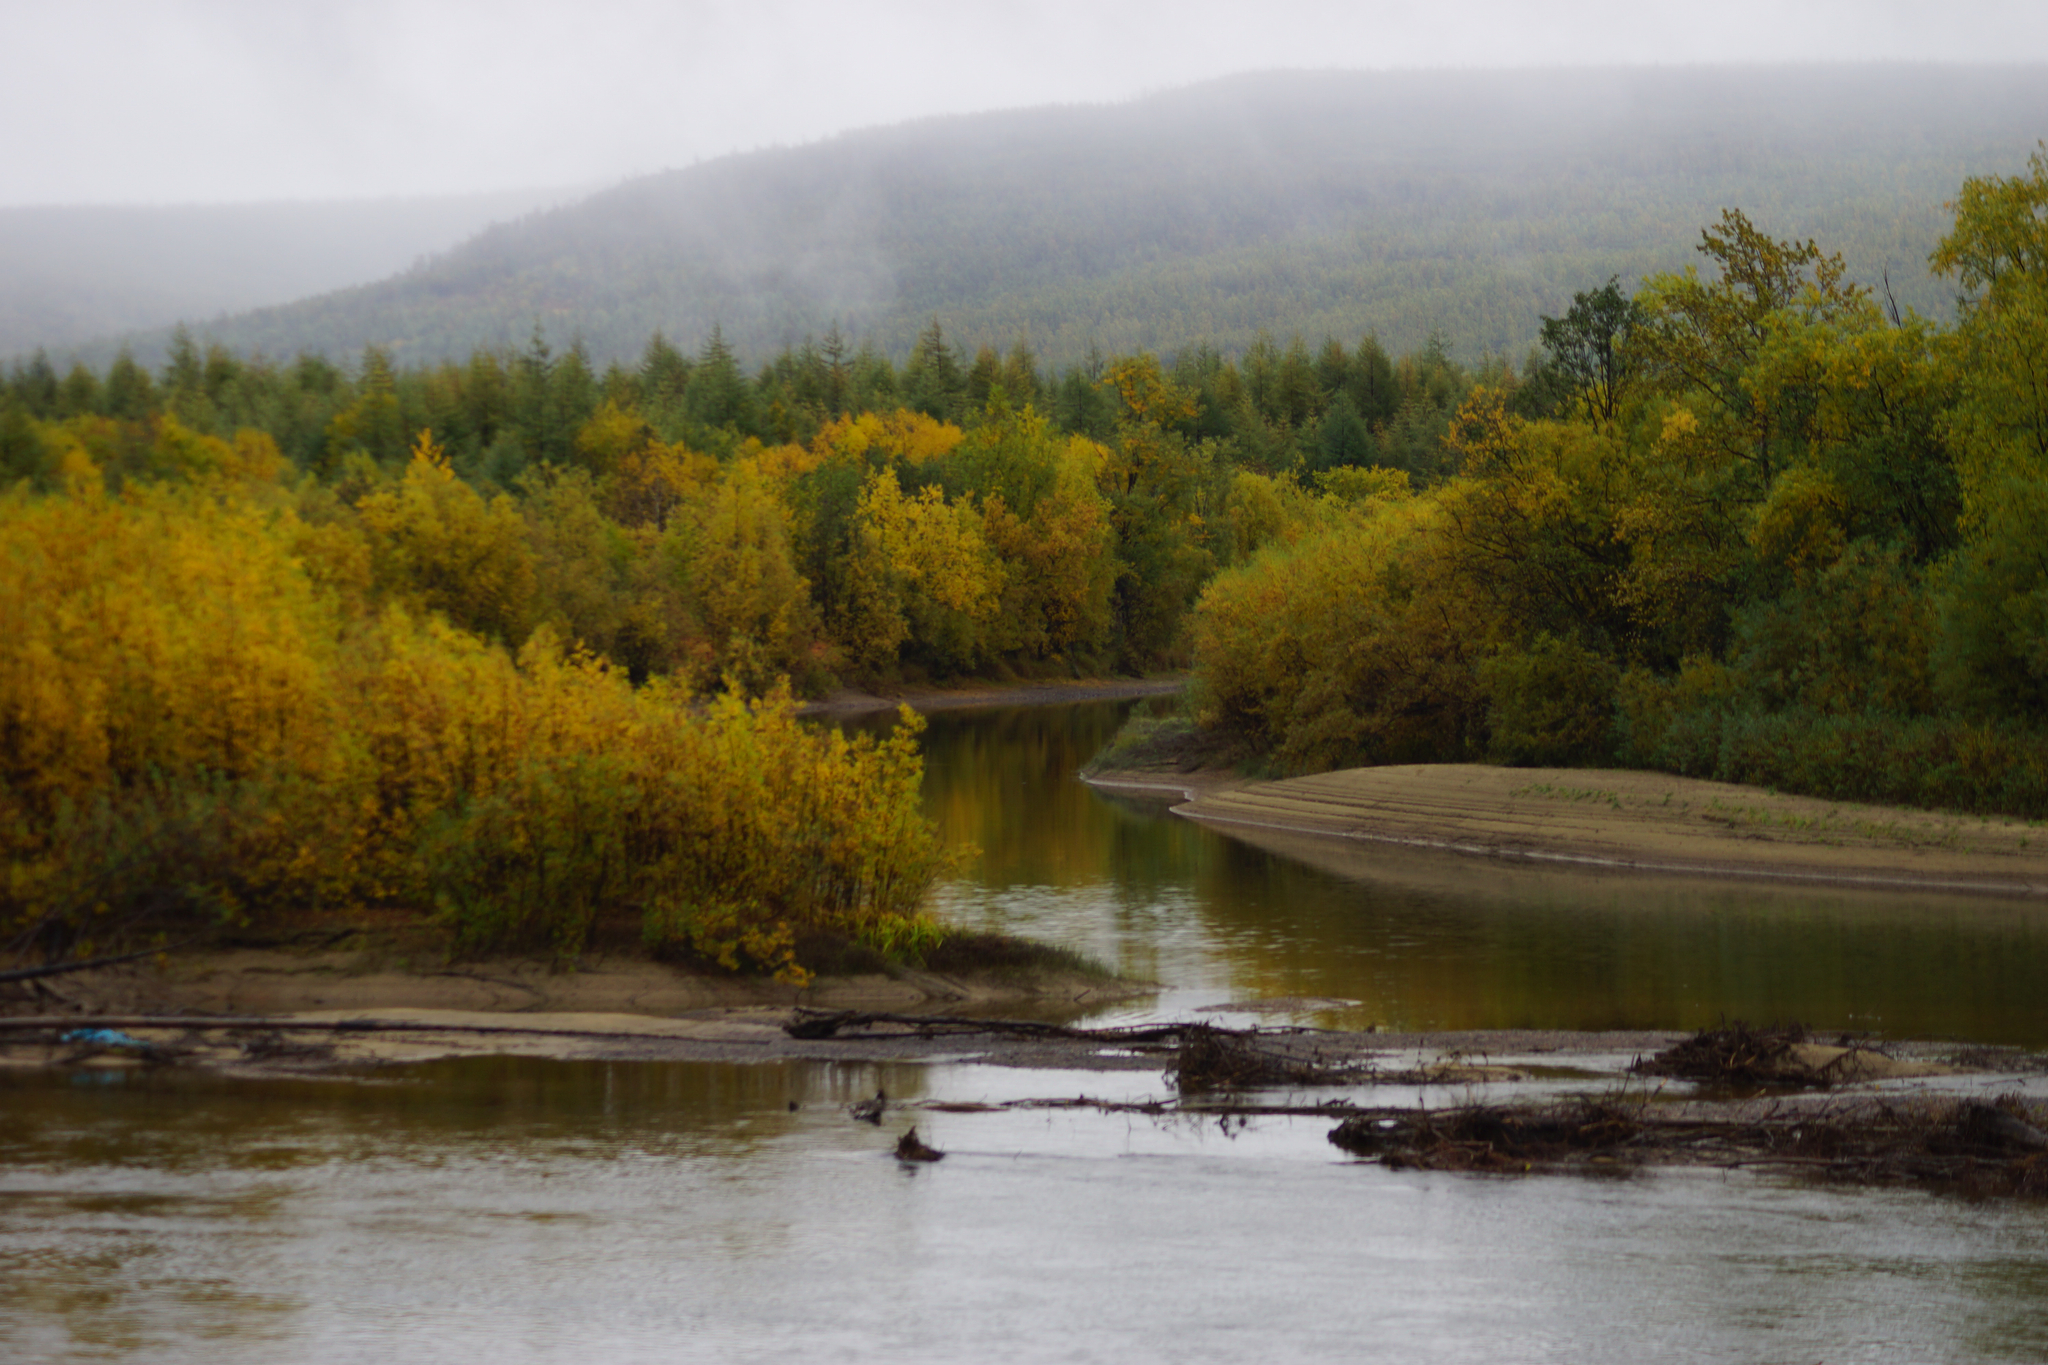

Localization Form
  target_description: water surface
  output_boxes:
[7,1059,2048,1364]
[905,700,2048,1044]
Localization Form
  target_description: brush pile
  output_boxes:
[1634,1021,1913,1088]
[1329,1098,1643,1172]
[1327,1091,2048,1197]
[1789,1096,2048,1197]
[1171,1024,1350,1093]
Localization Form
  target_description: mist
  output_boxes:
[11,0,2048,207]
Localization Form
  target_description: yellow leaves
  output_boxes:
[1440,388,1524,475]
[227,430,287,484]
[43,427,105,499]
[665,456,818,693]
[4,445,950,974]
[1104,355,1197,429]
[608,439,719,530]
[846,467,1004,673]
[1191,492,1493,769]
[812,409,965,469]
[0,482,347,867]
[1933,147,2048,544]
[981,473,1115,658]
[1750,465,1849,570]
[1220,470,1315,562]
[570,401,651,476]
[356,431,537,643]
[147,417,287,487]
[1314,465,1412,508]
[1654,406,1700,453]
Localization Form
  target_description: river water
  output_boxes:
[5,698,2047,1362]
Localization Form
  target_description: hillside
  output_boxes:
[0,188,571,360]
[64,66,2048,369]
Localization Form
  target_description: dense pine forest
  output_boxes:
[6,142,2048,976]
[54,66,2048,373]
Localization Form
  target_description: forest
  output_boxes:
[4,150,2047,976]
[0,260,1507,974]
[1191,151,2048,816]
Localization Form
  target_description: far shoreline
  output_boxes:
[800,676,1184,715]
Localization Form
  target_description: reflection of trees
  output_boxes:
[917,702,1141,889]
[1188,826,2048,1039]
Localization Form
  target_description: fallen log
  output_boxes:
[782,1007,1192,1043]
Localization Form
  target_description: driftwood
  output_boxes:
[782,1007,1193,1044]
[0,1014,767,1044]
[894,1125,944,1162]
[785,1011,1386,1093]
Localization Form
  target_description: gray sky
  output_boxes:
[12,0,2048,207]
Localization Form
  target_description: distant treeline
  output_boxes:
[0,316,1530,684]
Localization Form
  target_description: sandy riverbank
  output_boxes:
[1088,762,2048,896]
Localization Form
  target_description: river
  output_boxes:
[4,697,2046,1362]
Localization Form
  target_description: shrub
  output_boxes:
[1479,634,1619,766]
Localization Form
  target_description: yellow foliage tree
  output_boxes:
[356,431,537,643]
[1191,494,1499,770]
[981,435,1117,659]
[656,457,819,693]
[812,409,965,469]
[845,467,1004,674]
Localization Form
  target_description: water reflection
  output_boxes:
[896,700,2048,1044]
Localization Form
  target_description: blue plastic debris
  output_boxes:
[62,1028,146,1048]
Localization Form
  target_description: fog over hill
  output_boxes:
[50,66,2048,371]
[0,188,573,361]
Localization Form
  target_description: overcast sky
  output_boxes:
[12,0,2048,207]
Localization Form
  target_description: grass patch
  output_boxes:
[1082,709,1250,777]
[919,931,1118,983]
[1512,782,1624,807]
[786,925,1118,984]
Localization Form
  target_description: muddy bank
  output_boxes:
[10,944,1145,1018]
[1089,762,2048,896]
[803,676,1182,715]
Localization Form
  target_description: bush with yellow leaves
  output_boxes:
[1,441,948,979]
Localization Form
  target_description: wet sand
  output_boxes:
[16,946,1144,1018]
[0,941,1157,1075]
[1089,762,2048,896]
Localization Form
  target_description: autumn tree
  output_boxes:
[356,431,536,643]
